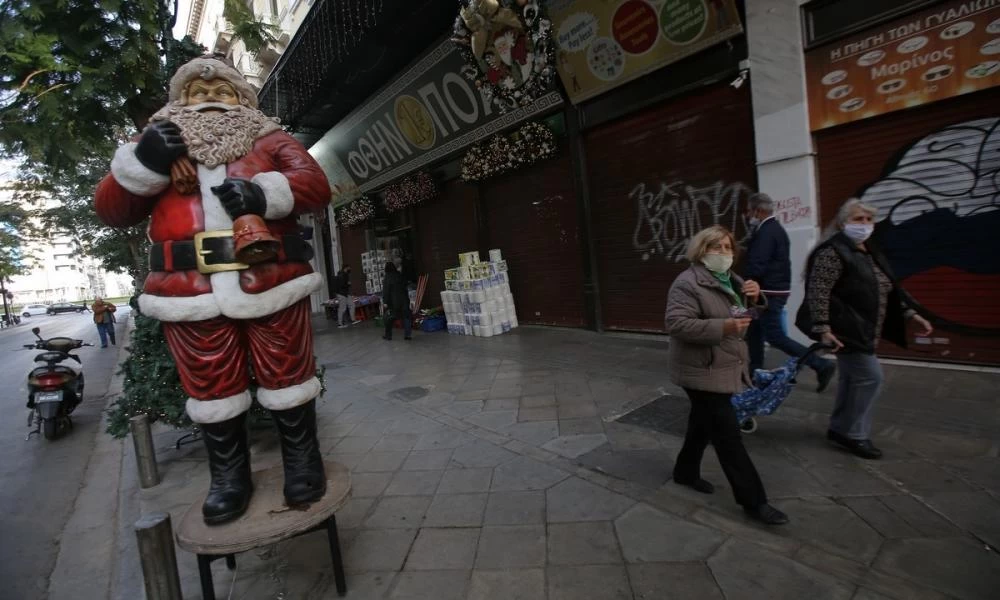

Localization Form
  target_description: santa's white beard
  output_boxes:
[150,103,278,167]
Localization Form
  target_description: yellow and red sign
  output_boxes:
[549,0,743,104]
[805,0,1000,131]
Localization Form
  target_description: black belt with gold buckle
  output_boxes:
[149,230,314,275]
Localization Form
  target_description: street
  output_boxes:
[0,309,129,600]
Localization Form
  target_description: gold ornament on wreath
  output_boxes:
[452,0,555,113]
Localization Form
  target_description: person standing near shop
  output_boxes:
[798,198,933,459]
[382,262,412,341]
[333,265,356,328]
[92,297,117,348]
[743,194,836,391]
[665,225,788,525]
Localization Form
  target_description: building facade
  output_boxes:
[258,0,1000,366]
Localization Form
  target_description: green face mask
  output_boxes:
[702,253,733,274]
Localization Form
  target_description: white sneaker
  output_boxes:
[338,324,349,329]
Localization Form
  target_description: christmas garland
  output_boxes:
[336,195,374,227]
[383,171,436,212]
[452,0,555,113]
[461,121,556,182]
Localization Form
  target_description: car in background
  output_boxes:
[46,302,88,315]
[21,304,50,317]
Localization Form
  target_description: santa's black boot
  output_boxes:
[271,399,327,506]
[200,413,253,525]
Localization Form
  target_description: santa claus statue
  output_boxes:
[95,56,330,525]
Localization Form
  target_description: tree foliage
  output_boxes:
[0,0,208,276]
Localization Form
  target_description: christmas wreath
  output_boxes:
[452,0,555,113]
[383,171,437,212]
[461,121,556,182]
[336,195,374,227]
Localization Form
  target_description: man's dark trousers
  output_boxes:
[747,294,825,373]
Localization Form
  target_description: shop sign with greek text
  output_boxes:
[805,0,1000,131]
[309,40,563,192]
[548,0,743,104]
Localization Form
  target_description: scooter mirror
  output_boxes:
[31,327,41,335]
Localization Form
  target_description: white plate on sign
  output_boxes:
[981,38,1000,55]
[897,36,928,53]
[965,61,1000,79]
[987,17,1000,35]
[922,65,954,82]
[940,21,975,40]
[857,49,886,66]
[821,70,848,85]
[826,84,853,99]
[839,98,866,112]
[877,78,907,94]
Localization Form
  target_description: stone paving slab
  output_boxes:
[119,322,1000,599]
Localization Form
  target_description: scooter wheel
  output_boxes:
[739,418,758,434]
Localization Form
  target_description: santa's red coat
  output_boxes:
[95,130,330,323]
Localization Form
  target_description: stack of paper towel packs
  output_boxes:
[440,249,518,337]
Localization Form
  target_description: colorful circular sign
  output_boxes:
[660,0,708,46]
[587,37,626,81]
[612,0,659,55]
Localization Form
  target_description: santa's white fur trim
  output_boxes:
[211,271,322,320]
[198,164,232,230]
[138,292,221,322]
[185,390,252,424]
[256,377,321,411]
[110,143,171,197]
[169,58,258,108]
[253,172,295,220]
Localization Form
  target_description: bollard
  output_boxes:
[135,512,183,600]
[130,414,160,488]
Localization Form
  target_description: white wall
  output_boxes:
[745,0,819,344]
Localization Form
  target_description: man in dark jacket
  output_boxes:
[381,262,411,341]
[744,194,835,391]
[333,265,355,327]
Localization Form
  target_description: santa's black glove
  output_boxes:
[134,120,187,175]
[212,178,266,219]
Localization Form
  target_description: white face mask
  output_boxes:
[702,253,733,274]
[748,217,761,228]
[843,223,874,244]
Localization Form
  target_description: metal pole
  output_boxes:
[134,512,183,600]
[130,414,160,488]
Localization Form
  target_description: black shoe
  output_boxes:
[382,335,391,341]
[674,477,715,494]
[816,363,836,393]
[271,400,327,506]
[744,504,789,525]
[404,336,412,341]
[827,430,882,459]
[200,413,253,525]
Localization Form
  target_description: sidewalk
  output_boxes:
[127,318,999,599]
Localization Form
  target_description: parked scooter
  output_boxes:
[23,327,92,440]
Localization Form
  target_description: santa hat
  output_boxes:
[168,56,259,108]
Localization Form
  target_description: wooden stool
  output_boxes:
[176,460,351,599]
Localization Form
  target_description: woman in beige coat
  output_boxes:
[665,225,788,525]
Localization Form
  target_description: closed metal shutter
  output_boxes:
[584,82,757,331]
[480,144,586,327]
[815,88,1000,365]
[415,180,480,305]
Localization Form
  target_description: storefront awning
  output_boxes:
[257,0,457,149]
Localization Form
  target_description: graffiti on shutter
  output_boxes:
[632,179,761,262]
[862,117,1000,335]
